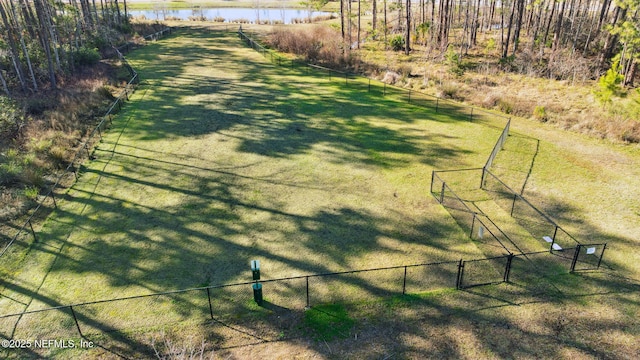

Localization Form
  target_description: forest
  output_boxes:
[0,0,139,223]
[0,0,133,95]
[1,0,639,223]
[326,0,639,84]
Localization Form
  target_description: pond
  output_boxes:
[128,7,335,24]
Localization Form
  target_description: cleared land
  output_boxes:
[0,27,639,359]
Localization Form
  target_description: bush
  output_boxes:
[533,105,548,122]
[0,96,23,134]
[437,84,464,101]
[25,97,55,116]
[445,48,465,76]
[389,35,405,51]
[75,47,101,67]
[397,64,412,78]
[267,27,356,69]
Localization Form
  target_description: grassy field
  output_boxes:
[0,27,639,358]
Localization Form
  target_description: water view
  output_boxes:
[129,7,335,24]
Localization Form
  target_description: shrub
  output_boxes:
[75,47,101,67]
[0,96,23,134]
[445,47,465,76]
[533,105,548,122]
[0,161,22,186]
[389,35,405,51]
[594,59,624,106]
[397,64,412,78]
[437,84,464,101]
[20,166,44,188]
[23,186,40,200]
[497,98,514,114]
[382,71,401,84]
[267,27,355,69]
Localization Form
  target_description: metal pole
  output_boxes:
[570,244,581,272]
[28,219,37,242]
[69,306,83,337]
[206,288,214,320]
[597,244,607,269]
[440,182,446,204]
[510,193,517,216]
[306,276,310,308]
[456,259,464,289]
[470,107,474,121]
[469,214,476,239]
[402,266,407,295]
[50,191,57,208]
[430,171,435,194]
[504,254,514,282]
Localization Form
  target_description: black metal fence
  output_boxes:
[481,168,581,252]
[0,260,461,339]
[237,29,511,126]
[0,28,173,261]
[0,240,608,344]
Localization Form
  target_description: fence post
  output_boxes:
[503,253,514,282]
[28,219,37,242]
[570,244,582,272]
[50,191,57,209]
[69,306,83,337]
[206,288,214,320]
[402,266,407,295]
[430,171,435,195]
[597,244,607,269]
[456,259,464,289]
[551,226,559,243]
[469,107,474,121]
[440,181,446,204]
[480,167,486,189]
[469,214,476,239]
[510,193,517,216]
[305,276,310,308]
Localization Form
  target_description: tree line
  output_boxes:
[336,0,639,85]
[0,0,130,96]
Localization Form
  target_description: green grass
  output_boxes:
[304,304,355,341]
[0,27,501,345]
[0,27,639,359]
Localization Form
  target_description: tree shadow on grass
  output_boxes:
[5,27,634,358]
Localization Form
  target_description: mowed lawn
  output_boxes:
[0,28,507,326]
[1,27,639,359]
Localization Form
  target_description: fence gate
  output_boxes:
[457,255,512,289]
[570,244,607,272]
